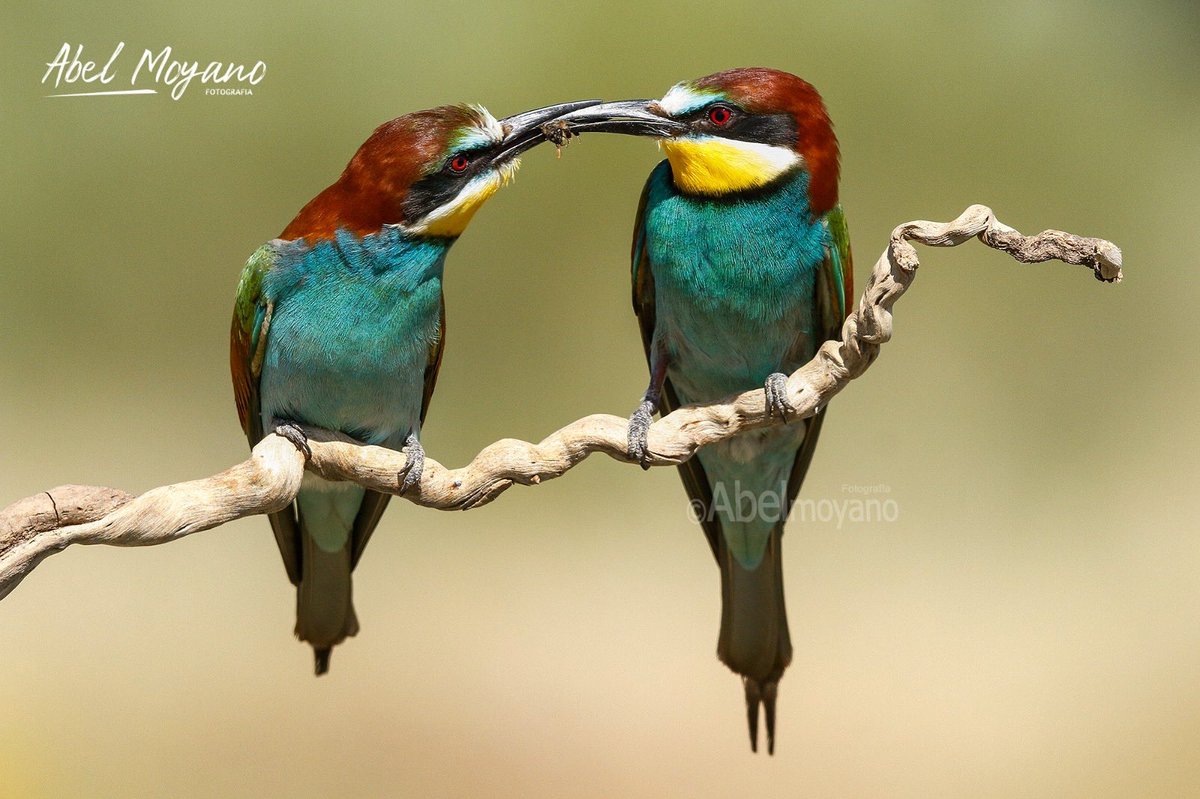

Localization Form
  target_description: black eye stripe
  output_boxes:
[444,146,491,173]
[401,142,502,224]
[404,140,512,225]
[692,108,796,149]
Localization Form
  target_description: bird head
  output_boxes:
[554,68,839,213]
[281,100,600,242]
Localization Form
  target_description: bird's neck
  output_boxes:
[280,175,404,241]
[667,164,818,220]
[646,162,828,278]
[277,226,453,287]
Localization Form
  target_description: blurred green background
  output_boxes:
[2,1,1198,797]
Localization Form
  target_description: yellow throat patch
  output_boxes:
[409,161,518,238]
[660,136,800,196]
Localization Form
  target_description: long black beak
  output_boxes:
[547,99,688,139]
[494,100,604,161]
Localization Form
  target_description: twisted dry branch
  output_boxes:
[0,205,1122,600]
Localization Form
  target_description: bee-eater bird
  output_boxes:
[230,99,598,674]
[554,69,852,753]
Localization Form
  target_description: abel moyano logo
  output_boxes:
[42,42,266,100]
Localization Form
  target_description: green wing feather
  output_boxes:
[231,243,275,445]
[230,243,304,585]
[231,244,446,577]
[822,203,854,332]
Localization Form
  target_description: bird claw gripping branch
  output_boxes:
[764,372,796,422]
[399,432,425,495]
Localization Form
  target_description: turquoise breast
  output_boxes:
[640,162,831,568]
[641,161,829,404]
[258,227,449,446]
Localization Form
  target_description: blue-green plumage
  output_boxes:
[550,66,849,752]
[230,98,608,674]
[259,229,447,446]
[639,163,829,568]
[632,160,849,754]
[238,227,449,671]
[638,163,831,566]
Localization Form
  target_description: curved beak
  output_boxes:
[494,99,604,162]
[547,99,688,139]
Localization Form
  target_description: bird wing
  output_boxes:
[231,243,304,584]
[349,292,445,568]
[230,244,273,446]
[420,293,447,426]
[631,172,722,561]
[780,203,854,518]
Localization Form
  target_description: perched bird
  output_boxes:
[230,99,597,674]
[554,69,852,752]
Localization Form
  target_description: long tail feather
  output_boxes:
[717,526,791,754]
[294,487,361,674]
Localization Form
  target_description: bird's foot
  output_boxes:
[272,418,311,459]
[743,677,781,755]
[399,433,425,495]
[627,398,656,470]
[764,373,795,422]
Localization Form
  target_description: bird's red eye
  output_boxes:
[449,154,470,173]
[708,106,732,126]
